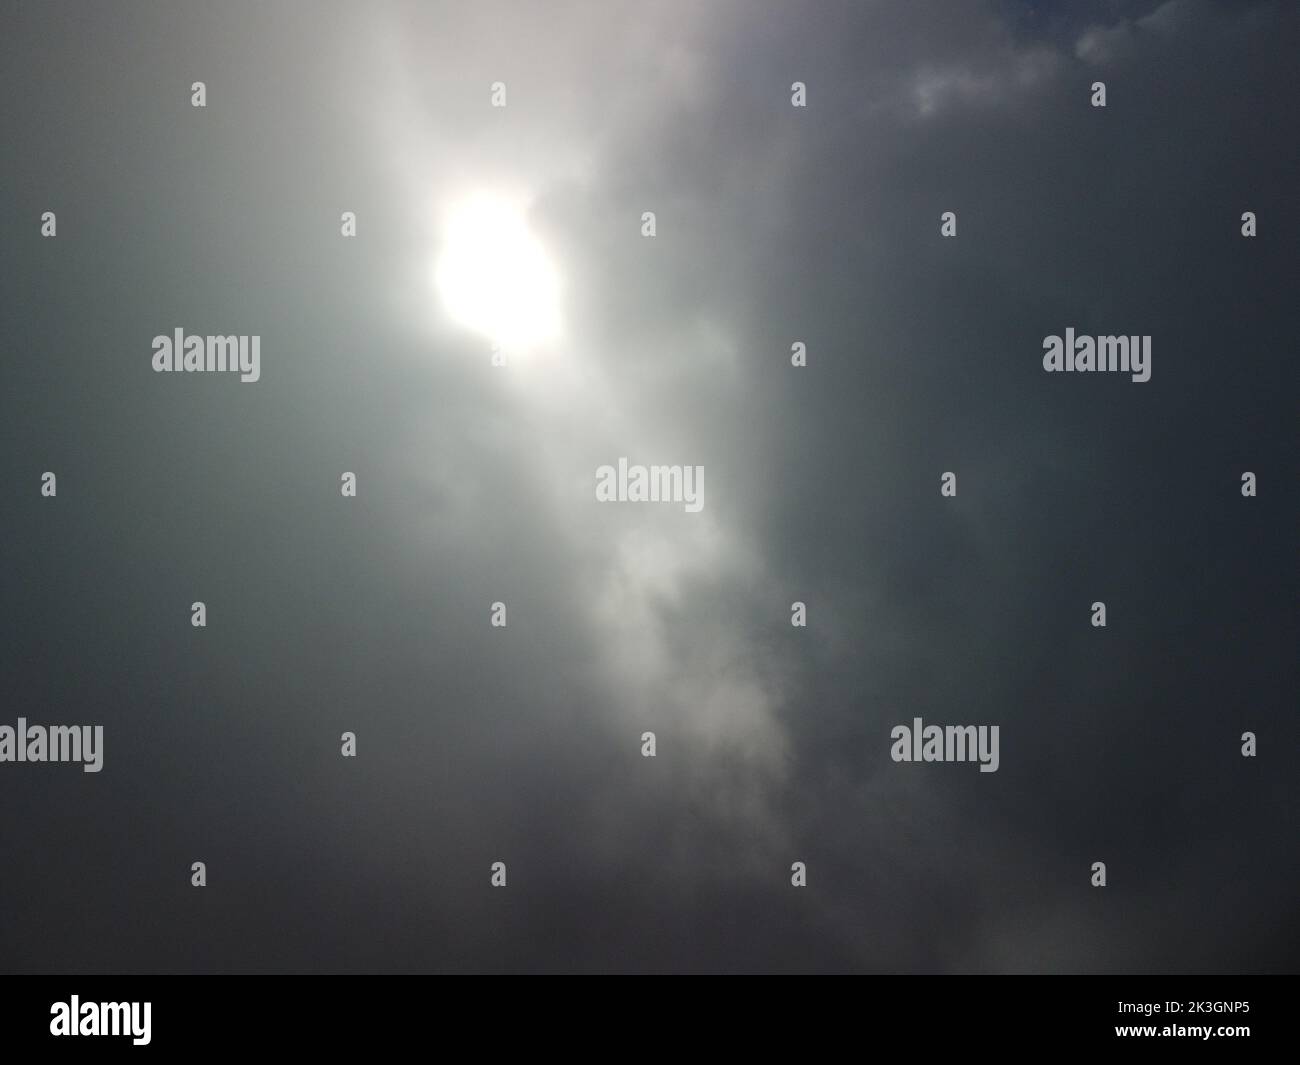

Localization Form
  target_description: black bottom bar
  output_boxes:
[0,976,1283,1053]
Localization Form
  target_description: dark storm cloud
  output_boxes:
[1,0,1295,972]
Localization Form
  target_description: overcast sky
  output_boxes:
[2,0,1297,973]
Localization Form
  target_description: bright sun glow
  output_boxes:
[434,194,561,349]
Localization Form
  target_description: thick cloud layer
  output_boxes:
[2,0,1296,972]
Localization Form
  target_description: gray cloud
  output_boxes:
[1,0,1296,972]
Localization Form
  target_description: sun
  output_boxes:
[434,194,561,350]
